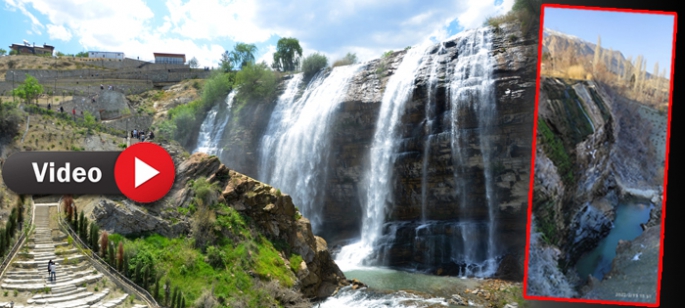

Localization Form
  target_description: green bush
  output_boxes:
[301,52,328,80]
[538,117,574,185]
[234,62,278,104]
[0,100,23,142]
[332,52,357,67]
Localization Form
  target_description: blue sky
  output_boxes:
[1,0,514,68]
[543,7,676,77]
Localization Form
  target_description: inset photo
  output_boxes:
[524,4,676,307]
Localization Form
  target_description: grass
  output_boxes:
[538,116,574,185]
[113,204,303,307]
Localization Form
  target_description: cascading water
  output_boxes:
[258,65,362,233]
[447,27,499,277]
[420,43,446,223]
[336,41,433,269]
[194,91,236,156]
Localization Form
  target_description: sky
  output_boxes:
[1,0,515,69]
[543,7,676,77]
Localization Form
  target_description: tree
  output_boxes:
[76,51,88,57]
[234,62,279,104]
[0,49,6,56]
[187,57,199,69]
[100,231,109,258]
[219,51,233,73]
[272,37,302,71]
[301,52,328,80]
[56,51,65,57]
[12,74,44,104]
[117,242,125,272]
[230,43,257,69]
[593,35,602,75]
[9,49,19,55]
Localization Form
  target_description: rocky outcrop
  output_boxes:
[219,163,348,299]
[92,150,347,299]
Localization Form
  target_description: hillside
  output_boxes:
[541,28,669,113]
[0,76,350,307]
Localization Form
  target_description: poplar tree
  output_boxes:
[593,35,602,75]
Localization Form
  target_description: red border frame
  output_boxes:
[523,3,677,307]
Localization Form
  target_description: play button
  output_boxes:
[114,142,175,203]
[135,157,159,188]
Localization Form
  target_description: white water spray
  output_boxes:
[194,91,236,156]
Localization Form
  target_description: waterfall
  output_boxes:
[258,65,362,233]
[420,44,446,223]
[194,91,236,156]
[337,41,433,268]
[448,27,499,277]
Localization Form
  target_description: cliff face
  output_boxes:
[214,23,538,280]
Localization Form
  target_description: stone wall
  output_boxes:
[100,115,154,132]
[5,68,211,84]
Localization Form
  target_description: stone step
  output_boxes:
[3,268,99,284]
[12,254,86,268]
[18,289,110,308]
[30,287,86,300]
[5,262,92,277]
[51,284,78,294]
[90,294,128,308]
[28,289,94,305]
[1,273,103,291]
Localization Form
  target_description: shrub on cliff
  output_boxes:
[234,62,279,104]
[332,52,358,67]
[301,52,328,80]
[0,100,23,142]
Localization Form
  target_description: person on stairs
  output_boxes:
[48,260,56,282]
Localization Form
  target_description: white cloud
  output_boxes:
[5,0,515,67]
[5,0,44,35]
[456,0,515,30]
[165,0,274,43]
[46,24,72,41]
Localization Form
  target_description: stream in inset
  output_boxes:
[575,200,653,281]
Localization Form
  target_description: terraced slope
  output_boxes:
[1,203,148,308]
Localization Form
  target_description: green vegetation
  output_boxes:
[301,52,328,80]
[272,37,303,72]
[534,200,559,246]
[0,49,6,56]
[538,117,574,185]
[234,62,279,106]
[376,50,394,76]
[0,100,23,141]
[12,74,44,104]
[332,52,358,67]
[103,202,305,307]
[229,43,258,70]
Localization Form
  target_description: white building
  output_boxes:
[88,51,125,60]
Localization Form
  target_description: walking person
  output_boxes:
[47,260,55,282]
[72,108,76,120]
[47,103,51,111]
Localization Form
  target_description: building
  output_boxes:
[88,51,125,60]
[153,53,186,65]
[9,42,55,55]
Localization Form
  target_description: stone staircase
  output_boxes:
[0,203,148,308]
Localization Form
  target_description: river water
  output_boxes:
[575,200,653,281]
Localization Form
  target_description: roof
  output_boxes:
[153,53,185,57]
[89,51,124,53]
